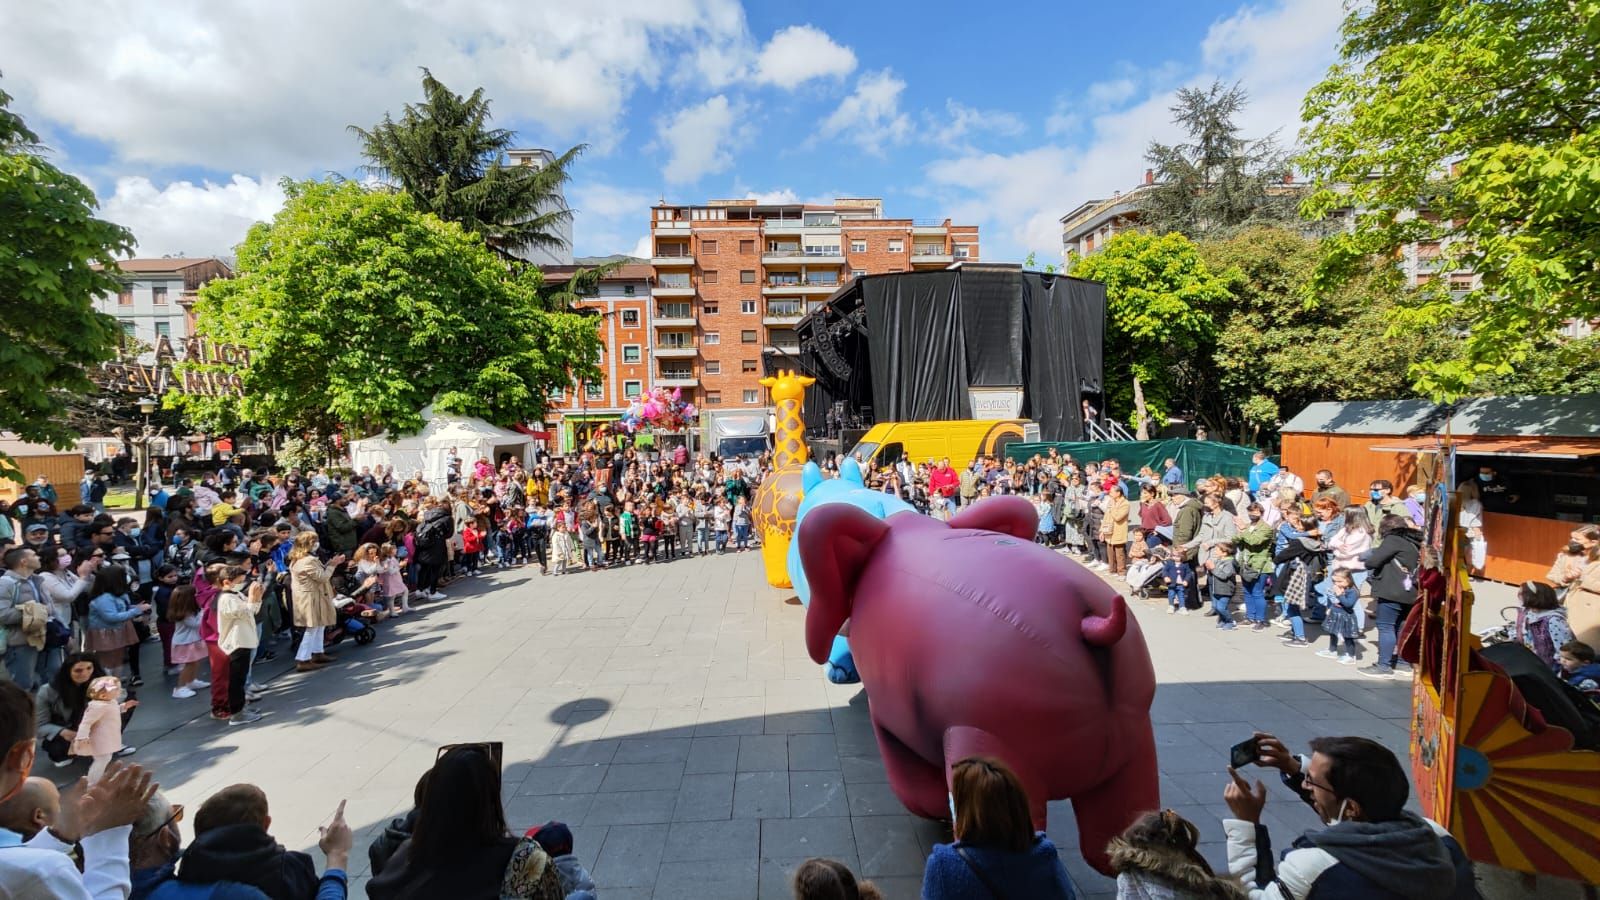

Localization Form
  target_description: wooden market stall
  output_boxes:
[0,434,84,502]
[1281,396,1600,584]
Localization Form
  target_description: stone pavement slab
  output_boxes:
[42,548,1415,898]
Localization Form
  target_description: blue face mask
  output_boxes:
[1478,473,1491,482]
[1370,490,1383,500]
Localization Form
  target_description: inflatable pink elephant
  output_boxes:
[798,496,1159,875]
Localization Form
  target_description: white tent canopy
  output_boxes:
[348,406,532,489]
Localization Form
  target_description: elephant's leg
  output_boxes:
[943,725,1050,830]
[871,717,949,821]
[1069,726,1159,876]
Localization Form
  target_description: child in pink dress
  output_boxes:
[72,676,126,782]
[379,544,409,616]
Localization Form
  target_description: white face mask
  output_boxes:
[1324,798,1353,827]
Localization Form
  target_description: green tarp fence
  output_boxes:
[1003,439,1260,489]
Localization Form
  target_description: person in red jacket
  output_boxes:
[929,458,960,519]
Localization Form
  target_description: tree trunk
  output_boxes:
[1132,374,1151,441]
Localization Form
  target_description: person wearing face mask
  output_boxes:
[1362,481,1409,532]
[1311,470,1349,511]
[1235,503,1276,631]
[1222,732,1479,899]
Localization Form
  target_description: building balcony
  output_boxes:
[912,220,949,235]
[654,345,698,358]
[762,219,805,235]
[763,282,839,295]
[654,220,691,234]
[655,375,698,388]
[762,251,846,266]
[652,284,694,297]
[763,344,801,356]
[910,252,954,265]
[651,253,694,267]
[654,315,696,328]
[763,308,804,325]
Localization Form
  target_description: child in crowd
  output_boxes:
[72,676,127,782]
[712,498,731,553]
[639,506,660,565]
[1205,540,1238,630]
[355,543,386,604]
[732,496,753,550]
[379,543,410,617]
[1163,550,1192,615]
[150,564,181,674]
[602,506,624,566]
[1126,537,1165,597]
[168,585,206,698]
[525,821,597,900]
[792,857,882,900]
[1316,568,1362,664]
[1559,641,1600,697]
[1106,809,1245,899]
[620,501,639,563]
[460,519,484,575]
[495,510,519,567]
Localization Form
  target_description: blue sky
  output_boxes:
[0,0,1343,265]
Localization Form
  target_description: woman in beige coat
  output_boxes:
[1567,544,1600,649]
[288,531,343,672]
[1103,485,1131,576]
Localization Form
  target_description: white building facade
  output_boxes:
[93,258,232,360]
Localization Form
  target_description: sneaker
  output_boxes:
[53,758,74,768]
[190,679,210,689]
[172,687,196,699]
[1178,608,1191,616]
[1202,608,1218,617]
[1394,661,1415,675]
[1315,649,1341,660]
[1282,638,1311,647]
[1358,664,1395,679]
[1167,607,1177,615]
[1338,654,1358,665]
[1217,621,1237,631]
[1250,622,1269,632]
[246,692,263,703]
[210,711,230,721]
[246,682,264,693]
[114,745,137,757]
[129,677,144,687]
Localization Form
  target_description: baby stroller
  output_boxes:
[1125,545,1169,600]
[325,569,382,646]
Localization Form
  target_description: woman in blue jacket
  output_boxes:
[922,756,1076,899]
[85,565,151,678]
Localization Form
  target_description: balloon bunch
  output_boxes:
[618,386,699,434]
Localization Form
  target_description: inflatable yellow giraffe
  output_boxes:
[752,369,815,588]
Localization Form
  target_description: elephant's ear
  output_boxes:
[948,496,1038,542]
[802,461,824,493]
[798,503,890,665]
[840,458,865,487]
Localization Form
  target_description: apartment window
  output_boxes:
[741,329,757,343]
[154,321,171,339]
[151,286,168,305]
[851,269,866,279]
[702,239,717,254]
[117,289,132,306]
[742,359,758,373]
[740,300,757,314]
[623,381,642,399]
[658,272,690,288]
[888,239,904,252]
[622,345,641,364]
[954,246,971,259]
[706,391,722,405]
[850,239,866,253]
[660,332,692,349]
[742,390,759,404]
[660,302,690,319]
[704,332,721,345]
[702,301,719,315]
[703,270,719,284]
[120,320,136,338]
[585,382,604,400]
[740,270,756,284]
[704,360,721,375]
[739,239,755,253]
[623,284,636,296]
[550,386,566,401]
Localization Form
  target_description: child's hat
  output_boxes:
[89,675,121,695]
[524,820,573,857]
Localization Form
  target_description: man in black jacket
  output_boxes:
[165,784,349,899]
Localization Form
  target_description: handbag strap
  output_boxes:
[955,846,1009,900]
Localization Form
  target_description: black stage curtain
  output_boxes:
[864,271,970,421]
[960,268,1024,388]
[1022,273,1106,442]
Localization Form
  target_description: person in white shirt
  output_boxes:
[0,681,156,900]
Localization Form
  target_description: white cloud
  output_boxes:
[938,100,1025,142]
[817,70,914,155]
[1086,78,1139,109]
[744,188,801,204]
[923,0,1343,263]
[568,182,657,258]
[657,95,745,184]
[627,234,653,259]
[99,174,286,258]
[0,0,749,173]
[754,25,857,85]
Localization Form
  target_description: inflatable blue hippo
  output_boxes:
[787,459,916,683]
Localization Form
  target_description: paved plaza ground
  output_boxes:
[46,549,1425,899]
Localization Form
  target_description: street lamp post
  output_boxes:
[133,396,156,510]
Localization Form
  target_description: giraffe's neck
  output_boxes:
[773,397,807,468]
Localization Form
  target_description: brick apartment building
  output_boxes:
[537,262,654,452]
[649,198,979,417]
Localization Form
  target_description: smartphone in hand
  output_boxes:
[1230,737,1261,769]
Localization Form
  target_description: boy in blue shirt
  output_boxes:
[1162,553,1192,615]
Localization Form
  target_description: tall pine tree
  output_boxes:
[352,69,581,261]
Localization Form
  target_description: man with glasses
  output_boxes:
[1221,731,1478,899]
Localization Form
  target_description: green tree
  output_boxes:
[1023,251,1059,274]
[1139,81,1299,239]
[1194,227,1459,444]
[351,68,581,262]
[1470,333,1600,396]
[1299,0,1600,397]
[0,84,134,480]
[1069,231,1229,438]
[174,179,602,438]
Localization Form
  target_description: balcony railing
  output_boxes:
[912,246,949,256]
[767,278,838,288]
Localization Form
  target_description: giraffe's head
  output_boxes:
[758,369,816,404]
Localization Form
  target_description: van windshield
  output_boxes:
[845,441,879,465]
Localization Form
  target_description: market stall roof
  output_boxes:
[1369,436,1600,459]
[1284,394,1600,439]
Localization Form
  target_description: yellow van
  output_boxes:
[845,420,1034,471]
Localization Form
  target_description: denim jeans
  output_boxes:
[1285,602,1307,640]
[734,524,751,548]
[1242,576,1269,624]
[1210,588,1235,625]
[1376,599,1406,669]
[3,644,52,692]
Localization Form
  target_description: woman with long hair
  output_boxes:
[34,651,138,765]
[367,745,519,899]
[1107,809,1246,898]
[83,565,149,678]
[287,531,342,672]
[920,756,1075,899]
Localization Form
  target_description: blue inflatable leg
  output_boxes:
[824,634,860,684]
